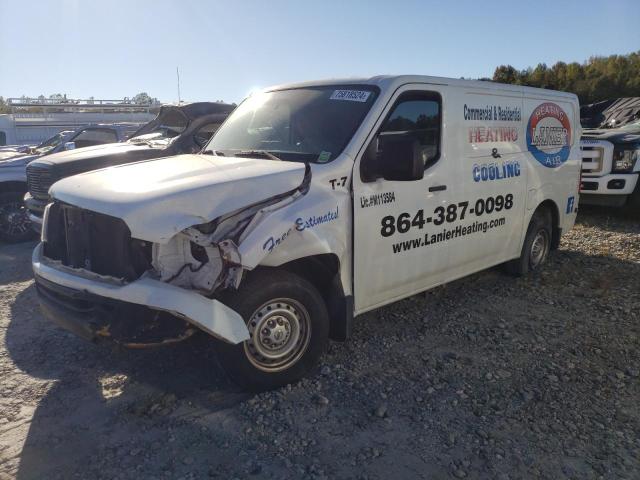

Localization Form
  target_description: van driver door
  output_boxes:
[352,85,453,313]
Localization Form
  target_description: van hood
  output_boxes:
[50,154,307,243]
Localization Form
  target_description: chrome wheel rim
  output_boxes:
[244,298,311,372]
[0,201,31,238]
[530,230,549,268]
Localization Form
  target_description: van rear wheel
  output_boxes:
[504,208,552,276]
[216,269,329,391]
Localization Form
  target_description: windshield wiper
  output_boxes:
[202,150,226,156]
[129,138,161,147]
[231,150,282,161]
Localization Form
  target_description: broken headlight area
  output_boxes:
[151,203,278,294]
[153,176,310,294]
[42,202,233,293]
[151,232,230,294]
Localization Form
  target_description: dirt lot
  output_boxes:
[0,207,638,480]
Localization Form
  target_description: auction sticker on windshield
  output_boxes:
[330,90,371,102]
[526,102,572,168]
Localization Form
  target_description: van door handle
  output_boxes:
[428,185,447,192]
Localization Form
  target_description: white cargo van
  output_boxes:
[33,76,581,390]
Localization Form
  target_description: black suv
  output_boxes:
[25,102,235,233]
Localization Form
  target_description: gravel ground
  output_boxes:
[0,207,638,480]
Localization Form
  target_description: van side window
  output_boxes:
[380,93,441,167]
[0,131,6,146]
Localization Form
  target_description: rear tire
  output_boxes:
[216,269,329,391]
[504,208,552,277]
[0,191,35,243]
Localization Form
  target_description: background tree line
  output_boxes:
[492,51,640,105]
[2,52,638,113]
[0,92,158,114]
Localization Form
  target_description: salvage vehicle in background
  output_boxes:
[0,123,144,243]
[32,76,581,390]
[580,98,640,209]
[25,102,235,233]
[0,130,74,161]
[0,97,155,146]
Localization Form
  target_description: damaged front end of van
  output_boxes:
[32,154,312,347]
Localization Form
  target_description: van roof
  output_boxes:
[267,75,578,101]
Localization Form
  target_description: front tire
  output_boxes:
[216,269,329,391]
[0,191,35,243]
[505,208,552,276]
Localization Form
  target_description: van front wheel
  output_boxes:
[505,208,552,277]
[216,269,329,391]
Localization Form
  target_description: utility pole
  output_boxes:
[176,67,181,104]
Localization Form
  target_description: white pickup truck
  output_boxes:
[580,120,640,208]
[33,76,581,390]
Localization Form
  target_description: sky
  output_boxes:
[1,0,639,104]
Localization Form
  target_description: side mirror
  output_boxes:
[361,134,424,182]
[64,141,76,151]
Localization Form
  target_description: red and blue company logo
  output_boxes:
[526,102,571,168]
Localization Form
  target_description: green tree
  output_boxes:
[132,92,159,105]
[0,97,10,114]
[132,92,151,104]
[491,51,640,104]
[493,65,520,85]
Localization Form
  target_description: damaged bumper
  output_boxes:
[32,243,249,345]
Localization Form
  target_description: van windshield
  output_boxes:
[204,86,378,163]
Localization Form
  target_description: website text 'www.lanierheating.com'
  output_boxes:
[392,218,506,253]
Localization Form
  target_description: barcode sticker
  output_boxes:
[330,90,371,102]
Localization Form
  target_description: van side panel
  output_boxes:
[352,84,581,315]
[352,84,532,313]
[441,88,528,275]
[521,93,580,235]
